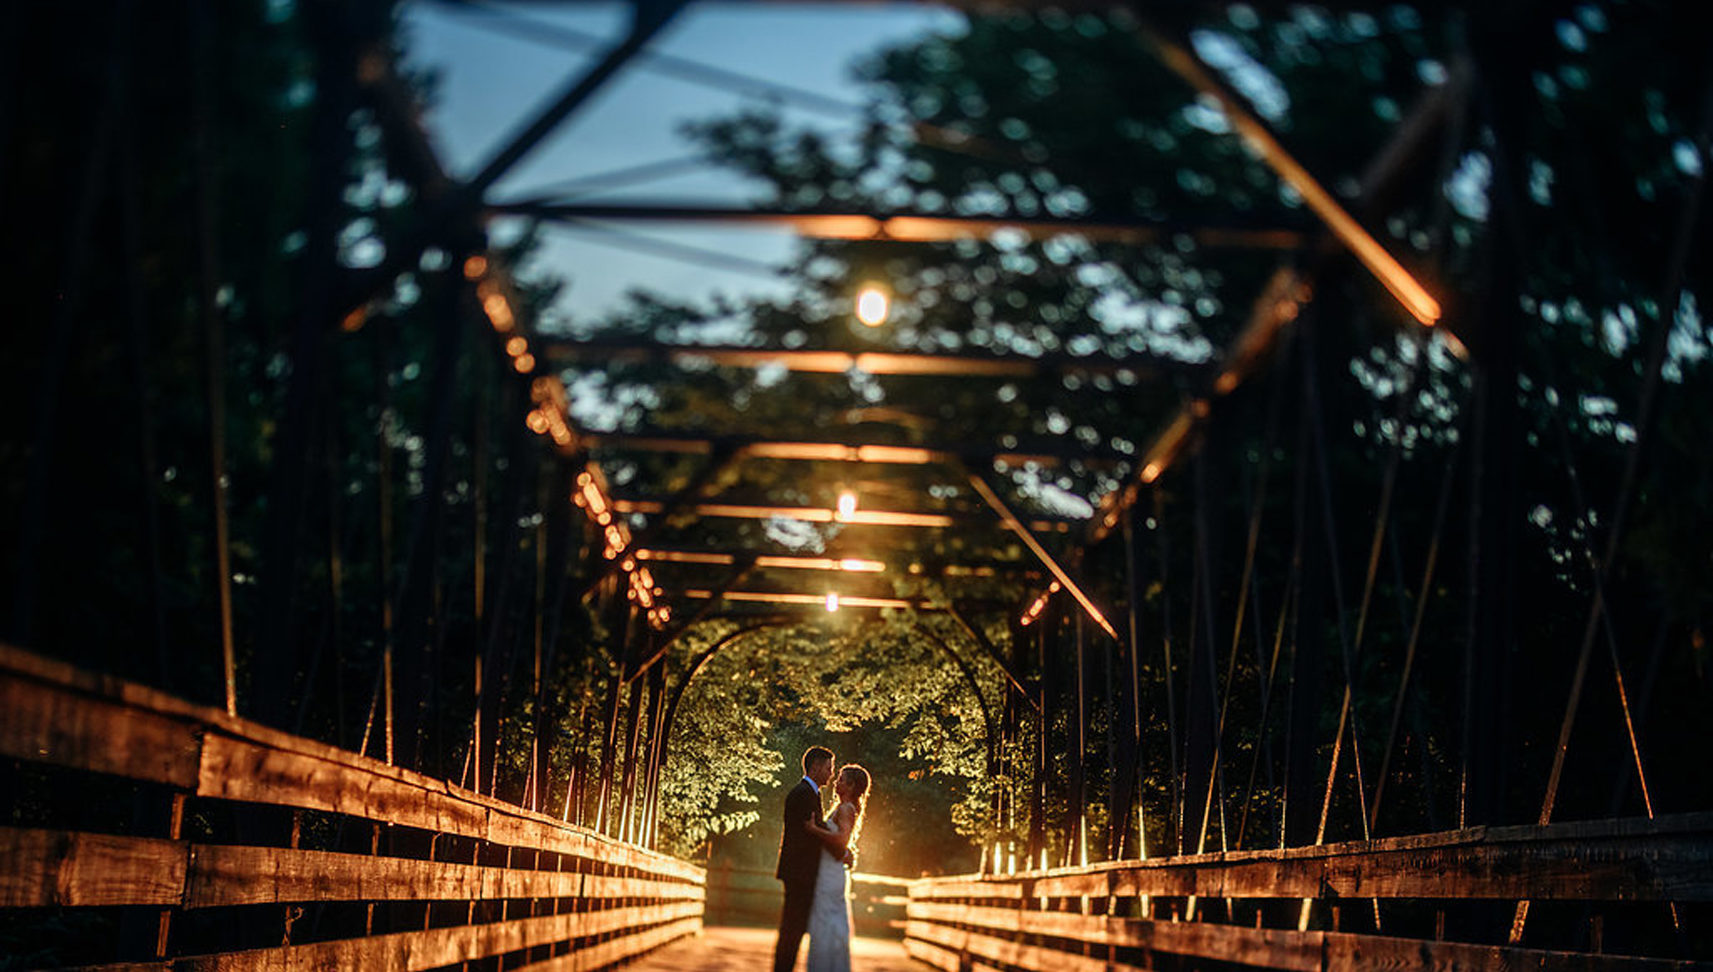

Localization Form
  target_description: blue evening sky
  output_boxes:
[401,1,964,326]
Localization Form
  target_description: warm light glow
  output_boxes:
[855,285,890,327]
[525,410,549,434]
[682,589,920,609]
[463,255,488,280]
[637,550,736,566]
[480,287,514,332]
[1020,587,1054,627]
[838,558,885,573]
[506,336,529,357]
[1141,462,1163,483]
[613,500,954,528]
[836,491,858,520]
[513,353,535,373]
[341,307,367,333]
[580,483,607,517]
[795,214,885,239]
[825,592,840,613]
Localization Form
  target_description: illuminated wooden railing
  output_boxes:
[0,644,703,969]
[904,817,1712,971]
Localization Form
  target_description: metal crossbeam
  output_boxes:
[493,200,1306,249]
[634,547,1030,578]
[611,497,1082,533]
[582,431,1135,467]
[542,339,1203,381]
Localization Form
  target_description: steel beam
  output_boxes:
[542,338,1203,382]
[582,431,1134,467]
[966,473,1118,639]
[494,200,1306,249]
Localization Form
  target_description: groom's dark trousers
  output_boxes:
[773,778,821,972]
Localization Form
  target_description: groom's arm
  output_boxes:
[803,804,855,852]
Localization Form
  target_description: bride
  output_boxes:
[803,764,869,972]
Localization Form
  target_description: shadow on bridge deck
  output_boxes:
[633,927,925,971]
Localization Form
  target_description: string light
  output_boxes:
[836,490,858,520]
[855,284,889,327]
[825,592,841,613]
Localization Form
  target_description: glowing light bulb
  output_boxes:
[855,285,889,327]
[825,592,840,613]
[836,491,857,520]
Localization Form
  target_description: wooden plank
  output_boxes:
[0,646,700,887]
[582,873,704,901]
[198,734,702,885]
[1108,918,1323,972]
[1030,871,1110,898]
[908,877,1024,900]
[184,842,707,909]
[184,843,584,908]
[196,733,490,841]
[148,905,700,971]
[914,813,1713,903]
[906,909,1705,972]
[0,671,202,787]
[903,938,960,972]
[935,921,1107,972]
[0,827,186,908]
[581,900,702,938]
[1321,931,1708,971]
[547,915,701,972]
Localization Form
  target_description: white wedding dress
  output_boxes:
[805,809,853,972]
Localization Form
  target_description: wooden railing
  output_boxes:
[0,644,703,969]
[904,816,1712,971]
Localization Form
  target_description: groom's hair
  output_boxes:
[803,746,834,774]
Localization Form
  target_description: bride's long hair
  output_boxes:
[837,764,870,845]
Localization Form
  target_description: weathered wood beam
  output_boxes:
[905,811,1713,903]
[0,645,702,882]
[76,910,701,972]
[906,913,1695,972]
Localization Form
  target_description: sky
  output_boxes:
[402,1,965,326]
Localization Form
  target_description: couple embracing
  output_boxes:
[773,746,871,972]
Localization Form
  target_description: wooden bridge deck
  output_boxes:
[630,927,924,971]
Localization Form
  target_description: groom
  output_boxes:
[773,745,835,972]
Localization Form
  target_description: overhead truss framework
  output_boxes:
[354,0,1447,638]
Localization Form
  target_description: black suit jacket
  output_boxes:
[774,778,823,889]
